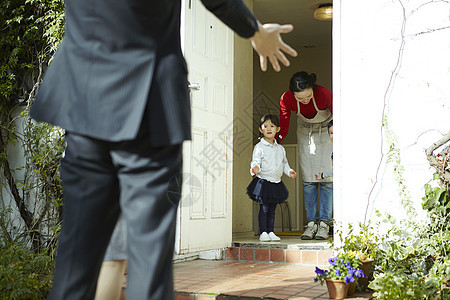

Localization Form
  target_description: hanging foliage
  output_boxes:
[369,132,450,299]
[0,0,65,256]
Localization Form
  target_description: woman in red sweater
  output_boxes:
[279,71,333,240]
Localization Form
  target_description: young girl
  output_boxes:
[247,114,297,242]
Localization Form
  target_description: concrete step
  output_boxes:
[224,233,333,267]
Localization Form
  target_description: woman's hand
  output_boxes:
[289,170,297,179]
[250,22,298,72]
[315,173,323,180]
[251,165,260,175]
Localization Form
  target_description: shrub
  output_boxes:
[369,178,449,299]
[0,242,54,299]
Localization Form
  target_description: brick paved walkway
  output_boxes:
[173,259,373,299]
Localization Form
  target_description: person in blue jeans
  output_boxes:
[278,72,333,240]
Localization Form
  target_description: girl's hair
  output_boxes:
[259,114,280,127]
[289,71,317,92]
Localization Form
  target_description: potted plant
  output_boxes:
[334,222,379,289]
[314,250,365,299]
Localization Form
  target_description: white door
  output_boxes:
[177,0,234,254]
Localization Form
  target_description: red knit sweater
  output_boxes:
[278,85,332,142]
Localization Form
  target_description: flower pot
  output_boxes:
[325,279,349,299]
[358,259,374,288]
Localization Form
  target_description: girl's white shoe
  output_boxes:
[259,232,271,242]
[268,232,281,241]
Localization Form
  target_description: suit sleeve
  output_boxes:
[201,0,259,38]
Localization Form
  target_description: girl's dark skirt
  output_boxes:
[246,177,289,204]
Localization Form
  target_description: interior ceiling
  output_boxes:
[254,0,332,50]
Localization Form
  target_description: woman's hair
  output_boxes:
[289,71,317,92]
[259,114,280,127]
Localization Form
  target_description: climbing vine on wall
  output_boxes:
[362,0,450,298]
[0,0,65,255]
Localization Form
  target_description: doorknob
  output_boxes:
[188,83,200,91]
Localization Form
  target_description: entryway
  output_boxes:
[177,0,333,256]
[232,0,333,245]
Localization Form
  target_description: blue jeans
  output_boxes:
[303,181,333,222]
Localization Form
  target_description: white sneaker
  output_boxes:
[259,232,270,242]
[268,232,281,241]
[301,221,318,240]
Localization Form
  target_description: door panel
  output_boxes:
[178,0,234,254]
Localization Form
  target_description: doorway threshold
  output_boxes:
[227,232,333,267]
[232,232,332,249]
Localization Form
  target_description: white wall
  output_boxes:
[334,0,450,229]
[0,107,42,240]
[1,108,27,237]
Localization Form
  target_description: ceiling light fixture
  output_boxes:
[314,3,333,21]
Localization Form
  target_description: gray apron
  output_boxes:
[296,97,333,182]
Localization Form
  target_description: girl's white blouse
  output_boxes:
[250,139,293,183]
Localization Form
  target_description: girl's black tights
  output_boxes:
[259,203,277,234]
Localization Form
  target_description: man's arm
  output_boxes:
[250,21,297,72]
[201,0,297,72]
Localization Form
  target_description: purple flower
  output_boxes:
[335,269,341,277]
[328,257,337,265]
[355,269,365,278]
[314,268,329,284]
[315,267,326,275]
[344,275,355,284]
[345,262,352,270]
[347,268,356,277]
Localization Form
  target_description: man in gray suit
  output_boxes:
[31,0,297,299]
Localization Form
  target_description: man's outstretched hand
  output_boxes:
[250,22,298,72]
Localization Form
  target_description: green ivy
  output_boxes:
[370,176,449,299]
[382,115,416,218]
[369,270,438,300]
[0,0,65,256]
[1,0,64,103]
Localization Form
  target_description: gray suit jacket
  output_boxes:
[31,0,258,146]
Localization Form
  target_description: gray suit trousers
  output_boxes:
[49,122,182,300]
